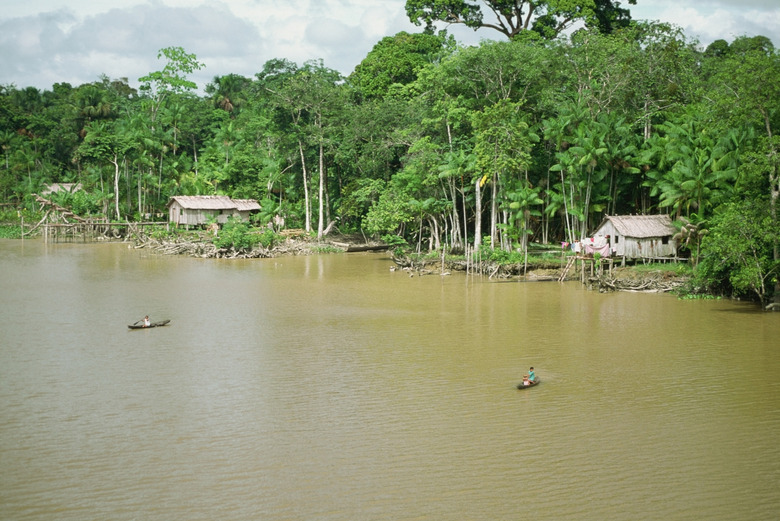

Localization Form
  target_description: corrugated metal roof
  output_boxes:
[598,215,675,238]
[41,183,82,195]
[168,195,239,210]
[233,199,262,211]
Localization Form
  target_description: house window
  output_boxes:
[662,236,669,245]
[615,236,620,243]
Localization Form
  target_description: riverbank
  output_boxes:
[132,231,312,258]
[395,253,690,293]
[130,231,691,293]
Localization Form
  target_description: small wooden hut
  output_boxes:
[167,196,260,227]
[592,215,677,260]
[40,183,82,195]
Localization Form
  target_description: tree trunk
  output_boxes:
[474,178,482,249]
[298,140,311,233]
[461,187,468,248]
[490,171,498,248]
[137,166,142,217]
[111,153,121,220]
[448,177,461,248]
[317,139,325,240]
[192,137,199,176]
[428,216,441,251]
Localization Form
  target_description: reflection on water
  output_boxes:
[1,239,779,520]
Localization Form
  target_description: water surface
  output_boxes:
[1,239,778,520]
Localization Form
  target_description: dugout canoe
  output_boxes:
[128,319,171,330]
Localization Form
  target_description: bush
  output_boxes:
[50,190,103,217]
[0,224,22,239]
[381,234,408,247]
[213,218,260,251]
[256,229,278,248]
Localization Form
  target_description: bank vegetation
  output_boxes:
[1,4,778,306]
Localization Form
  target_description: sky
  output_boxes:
[1,0,778,93]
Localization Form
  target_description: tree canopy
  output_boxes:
[404,0,636,39]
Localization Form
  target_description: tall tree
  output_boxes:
[472,99,534,249]
[269,61,344,238]
[405,0,635,39]
[138,46,204,123]
[75,120,132,219]
[137,47,204,211]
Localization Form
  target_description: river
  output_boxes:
[1,239,778,520]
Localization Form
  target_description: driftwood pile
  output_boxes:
[133,236,219,257]
[592,274,687,293]
[132,234,317,259]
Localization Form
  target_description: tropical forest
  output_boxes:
[1,0,778,304]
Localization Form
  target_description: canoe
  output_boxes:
[516,377,540,390]
[128,319,170,330]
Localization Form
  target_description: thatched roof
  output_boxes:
[167,195,260,211]
[596,215,675,238]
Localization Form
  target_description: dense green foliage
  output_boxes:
[1,25,779,302]
[694,200,779,301]
[212,217,264,251]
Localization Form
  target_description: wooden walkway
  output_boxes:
[559,256,615,282]
[41,221,162,243]
[558,257,576,282]
[26,193,163,243]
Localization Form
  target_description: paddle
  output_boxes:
[132,318,143,326]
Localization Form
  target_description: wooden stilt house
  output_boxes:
[592,215,677,260]
[167,196,261,228]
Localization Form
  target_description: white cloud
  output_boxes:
[1,0,778,92]
[630,1,779,47]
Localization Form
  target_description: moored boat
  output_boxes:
[128,319,171,329]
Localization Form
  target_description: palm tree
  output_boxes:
[74,84,113,137]
[206,74,250,115]
[643,115,739,219]
[674,215,708,266]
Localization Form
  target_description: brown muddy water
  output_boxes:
[1,239,779,520]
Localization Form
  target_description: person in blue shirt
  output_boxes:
[522,367,536,386]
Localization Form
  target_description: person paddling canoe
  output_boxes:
[522,367,536,386]
[143,315,150,327]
